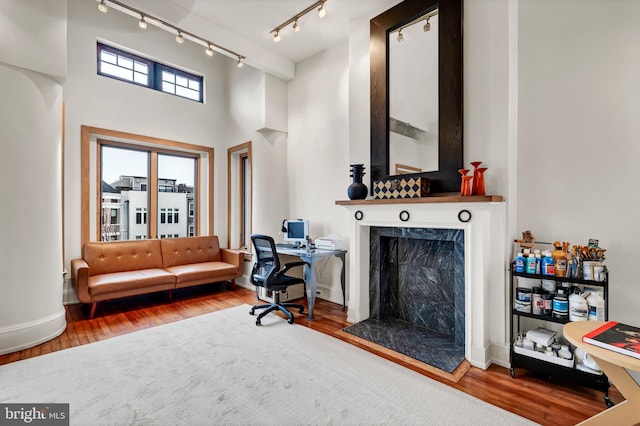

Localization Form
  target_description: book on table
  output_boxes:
[583,321,640,360]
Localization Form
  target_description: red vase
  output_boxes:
[470,161,483,195]
[460,176,473,197]
[474,167,487,196]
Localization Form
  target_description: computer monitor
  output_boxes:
[283,219,309,246]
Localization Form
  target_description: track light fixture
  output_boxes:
[423,17,431,32]
[270,0,328,42]
[317,1,326,19]
[96,0,246,68]
[394,8,438,42]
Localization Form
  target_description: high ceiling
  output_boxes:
[117,0,401,79]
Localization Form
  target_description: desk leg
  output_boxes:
[303,257,318,320]
[577,357,640,426]
[335,253,346,311]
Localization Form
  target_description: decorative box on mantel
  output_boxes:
[373,176,429,199]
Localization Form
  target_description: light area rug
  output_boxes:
[0,305,537,425]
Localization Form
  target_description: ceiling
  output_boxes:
[118,0,401,79]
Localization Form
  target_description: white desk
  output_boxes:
[275,245,346,319]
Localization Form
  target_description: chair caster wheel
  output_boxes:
[256,319,261,326]
[604,396,615,408]
[250,309,255,316]
[299,308,304,314]
[288,318,294,324]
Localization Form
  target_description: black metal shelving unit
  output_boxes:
[509,265,612,407]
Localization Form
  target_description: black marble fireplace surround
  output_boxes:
[344,227,465,373]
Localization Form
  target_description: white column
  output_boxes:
[0,65,66,354]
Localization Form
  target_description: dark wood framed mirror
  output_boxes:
[370,0,462,194]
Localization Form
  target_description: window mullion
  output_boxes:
[149,151,158,238]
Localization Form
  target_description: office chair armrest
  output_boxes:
[279,260,308,276]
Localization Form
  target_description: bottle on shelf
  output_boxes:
[553,241,568,277]
[541,250,555,276]
[587,291,606,321]
[569,290,588,321]
[515,252,525,273]
[534,250,542,274]
[526,253,537,274]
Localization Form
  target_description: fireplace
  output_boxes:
[338,198,508,369]
[344,227,465,372]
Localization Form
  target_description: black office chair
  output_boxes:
[249,234,307,325]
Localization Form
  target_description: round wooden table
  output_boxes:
[564,321,640,425]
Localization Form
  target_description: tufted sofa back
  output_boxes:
[83,239,164,276]
[160,236,221,268]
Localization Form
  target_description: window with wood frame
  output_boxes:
[80,126,214,245]
[227,142,252,250]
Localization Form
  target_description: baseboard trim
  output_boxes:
[0,308,67,356]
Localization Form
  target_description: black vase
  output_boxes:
[347,164,368,200]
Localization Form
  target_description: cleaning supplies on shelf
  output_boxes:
[587,291,605,321]
[541,251,555,276]
[569,291,588,321]
[515,252,525,273]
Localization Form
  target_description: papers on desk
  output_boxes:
[314,236,346,251]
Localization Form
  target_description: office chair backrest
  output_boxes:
[250,234,281,288]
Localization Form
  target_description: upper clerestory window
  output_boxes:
[97,42,203,103]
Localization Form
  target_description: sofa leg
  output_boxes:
[89,302,98,319]
[230,279,236,290]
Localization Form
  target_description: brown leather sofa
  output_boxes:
[71,236,243,318]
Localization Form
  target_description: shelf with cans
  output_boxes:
[509,238,612,406]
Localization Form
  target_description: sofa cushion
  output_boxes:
[160,236,222,268]
[84,240,164,276]
[165,261,239,284]
[89,268,176,297]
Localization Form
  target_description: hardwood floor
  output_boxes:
[0,284,623,425]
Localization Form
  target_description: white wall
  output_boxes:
[0,0,67,81]
[286,42,352,302]
[0,0,67,354]
[518,0,640,324]
[63,0,289,266]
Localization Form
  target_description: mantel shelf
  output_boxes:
[335,194,504,206]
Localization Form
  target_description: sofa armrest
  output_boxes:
[221,249,243,276]
[71,258,91,303]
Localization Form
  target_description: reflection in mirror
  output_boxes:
[389,10,439,175]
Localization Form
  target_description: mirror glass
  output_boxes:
[370,0,462,194]
[389,10,439,175]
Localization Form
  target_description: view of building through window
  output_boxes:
[100,145,196,241]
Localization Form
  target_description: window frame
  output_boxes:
[81,126,214,245]
[97,42,204,103]
[227,141,252,251]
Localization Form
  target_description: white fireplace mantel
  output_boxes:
[337,196,508,370]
